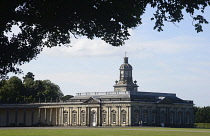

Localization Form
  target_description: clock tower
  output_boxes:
[114,57,138,92]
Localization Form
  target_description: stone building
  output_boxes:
[0,57,194,127]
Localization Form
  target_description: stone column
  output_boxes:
[127,106,130,126]
[148,107,152,125]
[55,108,58,126]
[60,107,63,126]
[24,109,26,126]
[38,108,41,124]
[15,109,18,126]
[62,107,64,126]
[108,106,111,126]
[116,106,119,126]
[50,108,52,125]
[68,107,71,126]
[156,107,160,125]
[183,108,185,125]
[174,108,177,125]
[119,106,121,126]
[6,110,9,126]
[97,107,99,126]
[86,107,89,126]
[99,105,102,126]
[77,107,80,126]
[44,108,47,124]
[32,109,34,126]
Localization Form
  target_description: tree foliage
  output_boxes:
[0,72,64,103]
[194,106,210,123]
[0,0,209,79]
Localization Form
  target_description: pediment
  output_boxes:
[158,98,173,104]
[84,97,100,104]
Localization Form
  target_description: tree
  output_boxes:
[0,72,64,103]
[0,76,25,103]
[194,106,210,123]
[23,72,35,82]
[0,0,209,78]
[41,80,64,100]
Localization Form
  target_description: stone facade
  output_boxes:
[0,57,194,127]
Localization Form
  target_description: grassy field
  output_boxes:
[195,123,210,129]
[0,127,210,136]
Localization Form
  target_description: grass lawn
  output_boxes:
[0,127,210,136]
[195,123,210,129]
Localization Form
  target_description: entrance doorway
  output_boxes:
[91,111,96,126]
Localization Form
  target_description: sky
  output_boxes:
[8,7,210,107]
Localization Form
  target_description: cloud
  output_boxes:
[42,34,205,59]
[42,38,120,57]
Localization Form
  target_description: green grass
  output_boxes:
[195,123,210,129]
[0,127,210,136]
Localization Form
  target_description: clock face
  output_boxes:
[121,71,124,74]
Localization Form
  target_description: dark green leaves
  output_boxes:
[0,0,209,78]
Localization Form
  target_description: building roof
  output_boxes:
[68,91,193,105]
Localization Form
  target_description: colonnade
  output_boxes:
[0,104,194,127]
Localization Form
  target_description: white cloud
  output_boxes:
[42,38,120,57]
[42,34,205,59]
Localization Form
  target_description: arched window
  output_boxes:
[134,110,139,123]
[121,110,127,123]
[186,112,190,124]
[170,111,174,124]
[178,111,182,124]
[102,110,107,124]
[63,110,68,124]
[160,111,165,123]
[111,110,116,124]
[152,110,156,124]
[143,110,148,123]
[81,110,85,124]
[72,110,77,124]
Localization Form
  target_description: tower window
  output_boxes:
[124,71,128,77]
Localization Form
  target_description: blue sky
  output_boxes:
[8,7,210,107]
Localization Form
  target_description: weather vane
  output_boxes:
[125,51,127,57]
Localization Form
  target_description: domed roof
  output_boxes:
[120,63,132,70]
[119,57,132,70]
